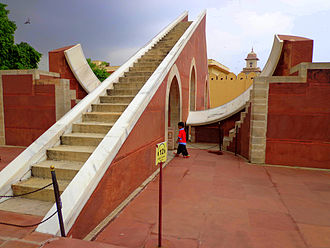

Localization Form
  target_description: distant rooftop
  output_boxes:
[208,59,230,74]
[245,48,259,61]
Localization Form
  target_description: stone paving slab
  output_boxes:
[0,147,330,247]
[93,149,330,248]
[43,238,126,248]
[0,146,25,172]
[0,210,42,239]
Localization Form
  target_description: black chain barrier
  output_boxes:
[0,183,53,198]
[0,166,66,236]
[0,210,58,228]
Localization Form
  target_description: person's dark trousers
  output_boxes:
[177,144,188,156]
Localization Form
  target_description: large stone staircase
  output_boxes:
[1,21,192,215]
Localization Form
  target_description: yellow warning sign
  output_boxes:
[156,142,167,165]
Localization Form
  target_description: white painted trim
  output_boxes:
[188,58,197,111]
[0,69,60,78]
[260,35,283,77]
[186,85,252,126]
[186,34,283,127]
[164,64,183,143]
[64,44,101,93]
[35,11,192,235]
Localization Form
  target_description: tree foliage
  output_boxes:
[0,3,41,70]
[87,58,110,82]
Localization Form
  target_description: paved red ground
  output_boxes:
[0,146,25,172]
[1,148,330,247]
[0,210,124,248]
[94,149,330,248]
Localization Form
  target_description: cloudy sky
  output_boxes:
[2,0,330,74]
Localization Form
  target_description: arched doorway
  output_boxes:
[168,76,180,150]
[190,67,196,111]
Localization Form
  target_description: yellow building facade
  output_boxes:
[208,59,256,108]
[209,71,255,108]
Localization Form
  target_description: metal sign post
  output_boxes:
[158,161,163,247]
[155,142,167,248]
[235,126,238,156]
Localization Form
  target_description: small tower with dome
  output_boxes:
[242,48,261,75]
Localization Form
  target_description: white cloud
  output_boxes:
[206,4,295,74]
[280,0,330,15]
[234,11,294,36]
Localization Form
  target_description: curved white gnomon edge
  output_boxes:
[64,44,101,93]
[260,34,283,77]
[186,85,252,126]
[35,11,197,235]
[186,34,284,126]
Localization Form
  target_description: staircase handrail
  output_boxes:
[37,10,206,235]
[0,11,188,201]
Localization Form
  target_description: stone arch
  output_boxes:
[189,58,197,111]
[165,64,182,149]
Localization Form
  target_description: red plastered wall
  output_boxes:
[48,46,87,106]
[227,105,251,159]
[68,16,208,238]
[266,35,330,168]
[194,110,242,143]
[2,74,56,146]
[195,123,220,143]
[273,35,313,76]
[266,69,330,168]
[239,105,251,159]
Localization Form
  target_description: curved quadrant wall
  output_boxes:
[186,85,252,126]
[64,44,101,93]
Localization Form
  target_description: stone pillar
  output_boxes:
[55,79,72,121]
[249,77,269,163]
[168,127,174,150]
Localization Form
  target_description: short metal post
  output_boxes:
[158,161,163,247]
[235,126,238,156]
[218,122,222,151]
[50,165,66,237]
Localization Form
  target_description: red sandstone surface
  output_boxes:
[94,149,330,248]
[68,18,209,238]
[1,73,57,147]
[1,149,330,247]
[0,146,25,172]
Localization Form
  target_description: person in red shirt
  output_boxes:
[175,122,190,158]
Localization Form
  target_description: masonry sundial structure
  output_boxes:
[0,10,329,247]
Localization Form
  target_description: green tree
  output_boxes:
[87,58,110,82]
[0,3,41,70]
